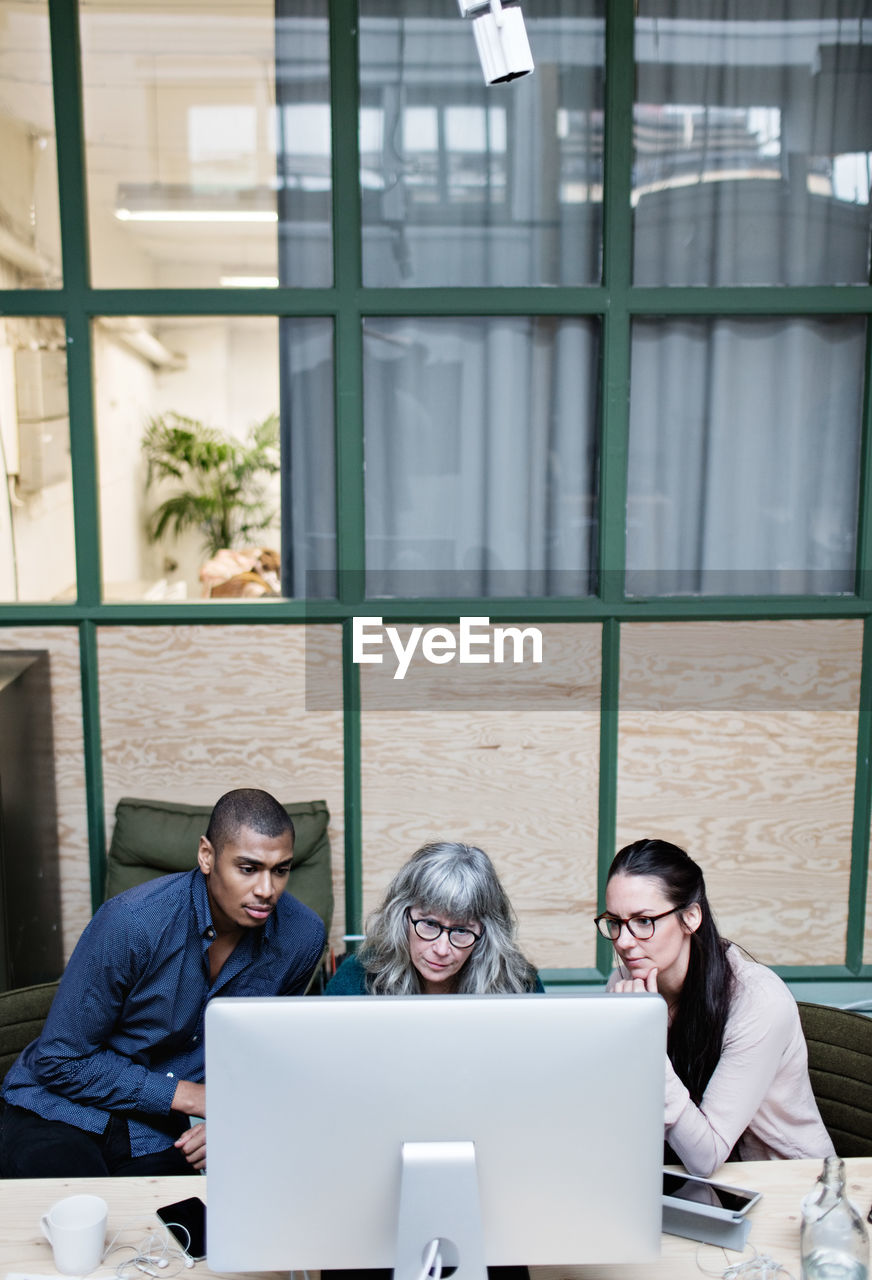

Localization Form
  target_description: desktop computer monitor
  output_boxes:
[205,992,667,1276]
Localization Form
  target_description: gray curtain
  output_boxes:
[627,1,870,596]
[627,316,865,595]
[363,316,599,599]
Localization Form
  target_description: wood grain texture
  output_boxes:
[0,1159,867,1278]
[360,624,602,970]
[6,616,865,975]
[97,624,346,949]
[534,1157,872,1280]
[0,626,89,962]
[616,620,862,967]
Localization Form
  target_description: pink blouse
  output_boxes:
[609,944,835,1177]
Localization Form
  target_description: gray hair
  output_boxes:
[359,841,537,994]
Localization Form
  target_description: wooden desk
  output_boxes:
[0,1177,274,1280]
[1,1160,870,1279]
[542,1158,872,1280]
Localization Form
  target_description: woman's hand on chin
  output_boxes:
[612,965,659,994]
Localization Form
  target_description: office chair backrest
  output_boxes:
[797,1001,872,1157]
[0,980,60,1088]
[104,795,334,936]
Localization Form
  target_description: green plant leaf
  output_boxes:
[141,410,281,557]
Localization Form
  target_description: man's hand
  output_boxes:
[170,1079,206,1117]
[612,966,660,994]
[175,1121,206,1171]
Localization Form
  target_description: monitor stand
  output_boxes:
[394,1141,488,1280]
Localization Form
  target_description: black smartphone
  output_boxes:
[663,1171,761,1217]
[156,1195,207,1261]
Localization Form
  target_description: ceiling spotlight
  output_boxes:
[458,0,534,86]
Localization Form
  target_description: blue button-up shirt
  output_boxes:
[2,868,325,1156]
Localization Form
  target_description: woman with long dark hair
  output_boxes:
[596,838,833,1177]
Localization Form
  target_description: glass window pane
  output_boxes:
[280,316,336,599]
[99,622,346,947]
[80,0,331,289]
[0,0,61,288]
[0,318,74,601]
[359,1,605,287]
[626,317,865,596]
[94,315,335,602]
[361,623,602,969]
[363,316,599,598]
[634,2,872,285]
[618,619,861,966]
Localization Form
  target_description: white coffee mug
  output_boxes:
[40,1193,108,1276]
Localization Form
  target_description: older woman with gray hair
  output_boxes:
[323,841,539,1280]
[325,839,542,996]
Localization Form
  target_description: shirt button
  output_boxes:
[205,927,215,940]
[192,1035,198,1043]
[166,1072,174,1078]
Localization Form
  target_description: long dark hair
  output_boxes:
[607,838,734,1104]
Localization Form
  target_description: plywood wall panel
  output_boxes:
[360,624,602,970]
[6,614,864,979]
[0,626,89,961]
[98,624,346,949]
[617,620,862,968]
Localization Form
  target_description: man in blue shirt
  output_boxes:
[0,788,326,1177]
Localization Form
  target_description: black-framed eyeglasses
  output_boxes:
[593,907,682,941]
[408,913,482,950]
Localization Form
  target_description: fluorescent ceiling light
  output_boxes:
[114,183,278,224]
[220,275,279,287]
[117,209,277,223]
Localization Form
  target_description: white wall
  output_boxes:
[154,317,278,426]
[93,327,165,594]
[0,317,75,602]
[0,85,61,286]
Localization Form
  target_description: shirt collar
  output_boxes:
[192,868,216,942]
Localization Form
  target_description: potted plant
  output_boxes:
[141,410,280,558]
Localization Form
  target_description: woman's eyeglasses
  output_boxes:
[408,914,482,949]
[593,907,682,941]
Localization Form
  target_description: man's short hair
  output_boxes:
[205,789,295,855]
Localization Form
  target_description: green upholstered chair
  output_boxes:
[0,799,334,1090]
[0,979,60,1087]
[103,795,333,938]
[797,1001,872,1157]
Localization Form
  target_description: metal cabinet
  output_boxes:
[0,651,63,990]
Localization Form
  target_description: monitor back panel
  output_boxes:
[205,991,666,1272]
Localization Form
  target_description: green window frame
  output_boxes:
[1,0,871,993]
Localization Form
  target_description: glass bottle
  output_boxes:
[800,1156,869,1280]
